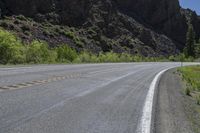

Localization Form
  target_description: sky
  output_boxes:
[179,0,200,15]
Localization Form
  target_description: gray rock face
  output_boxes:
[0,0,199,56]
[181,8,200,41]
[116,0,188,45]
[2,0,90,25]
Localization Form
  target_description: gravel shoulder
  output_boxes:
[155,69,200,133]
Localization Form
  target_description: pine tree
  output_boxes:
[195,39,200,58]
[184,24,195,57]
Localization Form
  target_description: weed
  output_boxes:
[185,87,191,96]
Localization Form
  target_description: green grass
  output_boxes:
[178,65,200,104]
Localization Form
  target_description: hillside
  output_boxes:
[0,0,200,57]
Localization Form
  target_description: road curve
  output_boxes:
[0,63,195,133]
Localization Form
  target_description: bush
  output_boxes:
[119,53,133,62]
[63,31,84,47]
[133,55,143,62]
[99,52,120,63]
[0,29,25,64]
[169,55,175,61]
[64,31,76,40]
[56,45,78,62]
[26,40,56,63]
[75,51,92,63]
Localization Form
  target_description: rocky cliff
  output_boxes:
[181,8,200,41]
[0,0,199,56]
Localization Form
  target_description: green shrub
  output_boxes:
[63,31,84,47]
[64,31,76,40]
[90,54,100,63]
[99,52,120,63]
[26,40,56,63]
[169,55,175,61]
[119,53,133,62]
[56,45,78,62]
[133,55,143,62]
[75,51,92,63]
[0,29,25,64]
[47,50,57,63]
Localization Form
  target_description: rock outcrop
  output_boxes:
[181,8,200,41]
[116,0,189,48]
[0,0,199,56]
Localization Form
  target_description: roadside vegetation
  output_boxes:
[184,24,200,60]
[171,24,200,132]
[178,66,200,105]
[0,28,166,64]
[177,66,200,133]
[177,24,200,104]
[0,27,199,65]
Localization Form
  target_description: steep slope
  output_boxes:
[116,0,188,47]
[181,8,200,41]
[0,0,199,56]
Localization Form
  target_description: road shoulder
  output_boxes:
[155,69,200,133]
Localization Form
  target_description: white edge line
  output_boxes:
[137,68,171,133]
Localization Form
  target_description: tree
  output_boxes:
[195,39,200,58]
[184,24,195,57]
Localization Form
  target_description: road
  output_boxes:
[0,63,196,133]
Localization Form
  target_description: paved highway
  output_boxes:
[0,63,196,133]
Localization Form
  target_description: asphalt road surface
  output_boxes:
[0,63,197,133]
